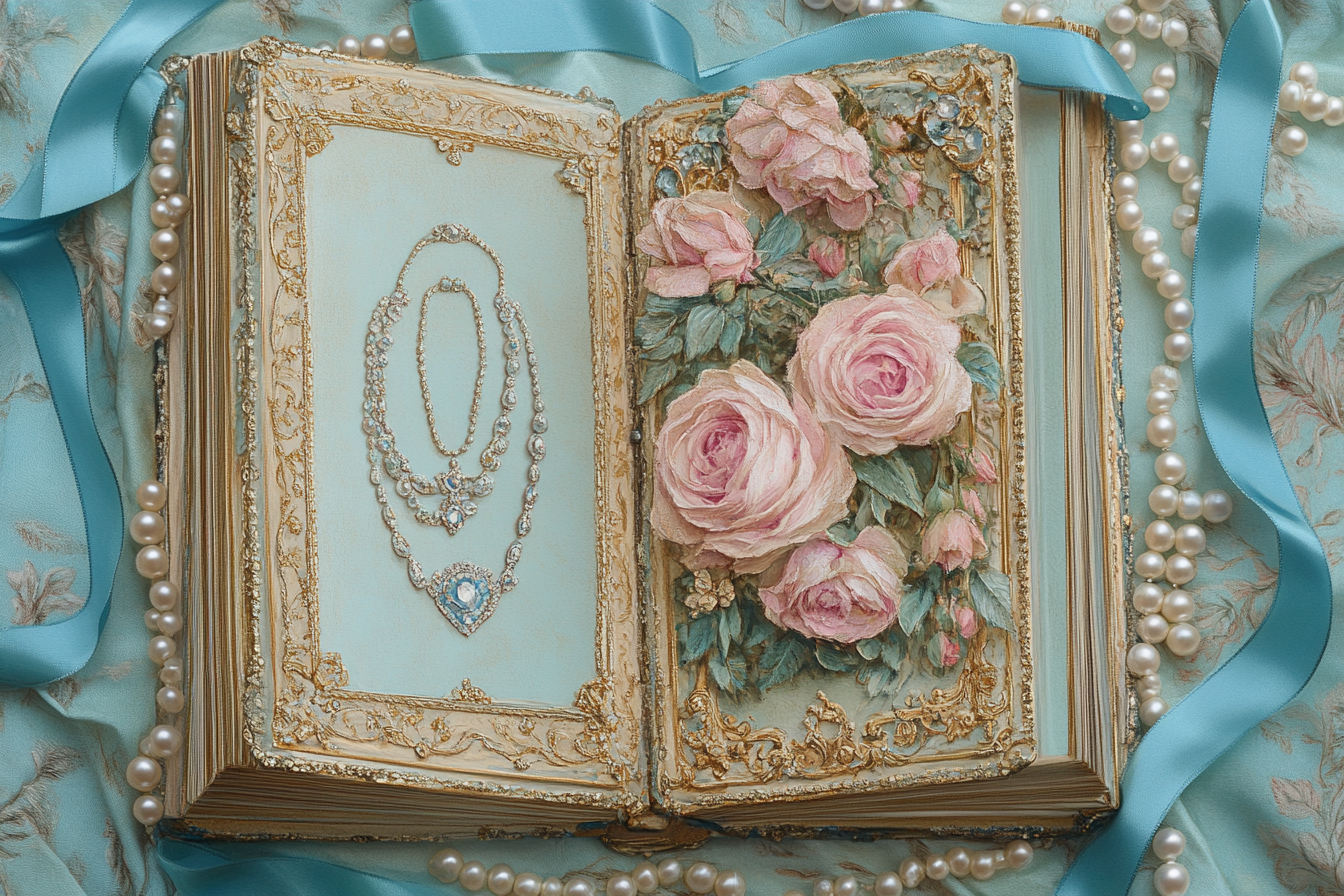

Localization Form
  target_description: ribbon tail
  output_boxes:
[1056,1,1333,892]
[157,840,450,896]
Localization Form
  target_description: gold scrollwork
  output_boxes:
[448,679,492,704]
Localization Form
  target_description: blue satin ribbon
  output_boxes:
[410,0,1147,119]
[1057,1,1332,892]
[157,840,450,896]
[0,0,224,688]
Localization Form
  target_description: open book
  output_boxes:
[160,36,1128,842]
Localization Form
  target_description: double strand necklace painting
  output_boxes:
[362,223,546,635]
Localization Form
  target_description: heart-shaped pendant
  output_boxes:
[428,562,499,635]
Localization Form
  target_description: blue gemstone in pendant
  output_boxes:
[429,564,496,635]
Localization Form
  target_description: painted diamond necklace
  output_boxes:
[362,223,546,635]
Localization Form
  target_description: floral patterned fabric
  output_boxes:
[0,0,1342,894]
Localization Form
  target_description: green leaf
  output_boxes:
[679,614,716,663]
[717,600,743,656]
[899,578,935,635]
[637,359,678,405]
[756,213,804,266]
[646,294,701,316]
[757,635,810,691]
[969,567,1015,632]
[719,313,745,356]
[635,313,677,347]
[708,649,748,693]
[851,452,924,516]
[924,485,954,516]
[880,636,906,670]
[956,341,1003,396]
[864,489,893,529]
[712,280,738,305]
[856,638,883,661]
[863,663,901,698]
[926,633,954,667]
[827,517,860,545]
[815,641,859,672]
[642,336,683,361]
[685,304,727,360]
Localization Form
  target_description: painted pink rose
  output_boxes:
[933,631,962,668]
[759,528,906,644]
[955,605,978,638]
[881,228,986,318]
[725,75,879,231]
[882,119,908,147]
[970,449,998,484]
[921,509,988,572]
[788,290,973,455]
[961,487,985,523]
[808,236,846,278]
[897,169,922,209]
[636,191,759,298]
[652,360,856,574]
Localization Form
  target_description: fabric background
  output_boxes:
[0,0,1341,893]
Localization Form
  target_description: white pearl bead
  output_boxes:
[1142,250,1172,278]
[1181,225,1197,258]
[337,35,362,56]
[1166,622,1202,657]
[132,793,164,824]
[1279,79,1305,112]
[925,856,950,880]
[1302,88,1331,122]
[1151,484,1180,516]
[1152,62,1177,89]
[1164,332,1193,363]
[1278,125,1309,156]
[1181,176,1202,206]
[1165,554,1197,585]
[1138,613,1171,644]
[136,544,170,579]
[947,847,972,878]
[429,855,465,886]
[157,685,185,713]
[1146,519,1177,551]
[1137,11,1163,38]
[1000,0,1027,18]
[812,880,833,896]
[151,262,181,294]
[1111,39,1138,72]
[515,873,544,896]
[150,135,179,164]
[1116,119,1145,143]
[145,608,161,631]
[1202,489,1233,523]
[1162,588,1195,623]
[714,872,746,896]
[137,479,167,511]
[605,875,636,896]
[872,872,903,896]
[562,878,595,896]
[149,580,180,611]
[1178,489,1204,520]
[145,313,173,339]
[1133,226,1163,254]
[1159,269,1187,300]
[1290,61,1320,89]
[1150,132,1180,163]
[1116,200,1145,230]
[1165,298,1194,331]
[657,860,683,887]
[149,164,180,195]
[127,755,162,791]
[1105,4,1136,33]
[832,875,858,896]
[1174,523,1205,556]
[1167,154,1197,184]
[1025,3,1056,23]
[1140,696,1171,726]
[1138,681,1163,701]
[687,863,717,894]
[390,24,417,55]
[1141,671,1163,692]
[833,0,860,12]
[1121,140,1151,171]
[130,510,166,545]
[155,105,183,138]
[1005,840,1034,869]
[858,0,885,14]
[1154,862,1190,896]
[1148,387,1176,414]
[150,199,175,228]
[1151,364,1182,390]
[164,192,191,223]
[361,34,390,60]
[1161,18,1188,47]
[1147,413,1177,448]
[489,866,518,896]
[1136,550,1168,580]
[543,880,565,896]
[885,0,914,10]
[970,852,996,881]
[160,656,183,685]
[150,228,179,262]
[898,859,925,888]
[1134,582,1166,614]
[314,41,336,52]
[148,724,182,758]
[1326,96,1344,126]
[1114,172,1141,202]
[156,611,182,636]
[1171,203,1197,230]
[631,863,658,894]
[1154,826,1187,860]
[1128,642,1162,676]
[153,299,176,317]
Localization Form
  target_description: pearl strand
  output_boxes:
[1150,827,1189,895]
[1000,2,1059,26]
[314,24,417,58]
[428,843,1036,895]
[800,0,920,15]
[142,92,190,340]
[1276,61,1343,157]
[1102,0,1188,75]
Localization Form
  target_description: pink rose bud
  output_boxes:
[933,631,962,667]
[921,509,988,572]
[897,169,922,209]
[635,191,759,298]
[883,119,908,147]
[961,487,986,523]
[881,227,985,318]
[808,236,846,278]
[971,448,999,484]
[956,606,978,639]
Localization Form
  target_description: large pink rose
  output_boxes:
[725,75,879,231]
[881,228,986,318]
[636,191,759,298]
[652,361,856,573]
[788,290,973,455]
[759,528,906,643]
[921,509,988,572]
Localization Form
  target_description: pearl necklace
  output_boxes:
[1276,61,1344,157]
[800,0,920,15]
